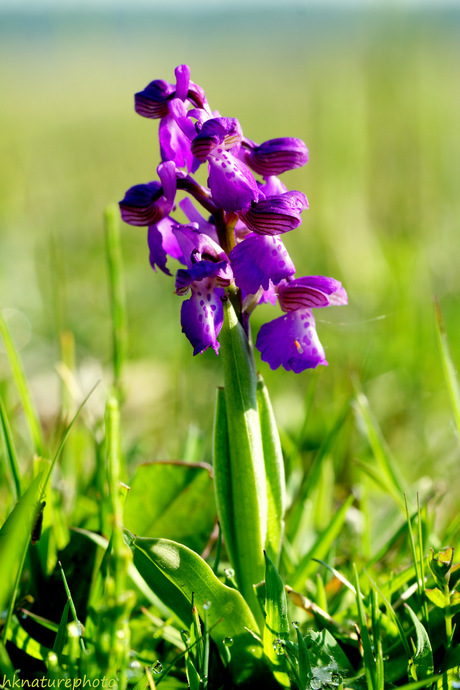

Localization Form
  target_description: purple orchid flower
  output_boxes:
[120,64,347,369]
[256,276,347,373]
[238,191,308,236]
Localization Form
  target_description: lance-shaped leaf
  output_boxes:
[263,552,290,688]
[217,299,267,623]
[257,374,286,567]
[405,605,434,681]
[129,536,269,686]
[0,472,43,615]
[213,387,237,568]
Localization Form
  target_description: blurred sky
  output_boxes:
[1,0,460,8]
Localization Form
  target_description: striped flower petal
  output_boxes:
[277,276,348,311]
[238,191,308,236]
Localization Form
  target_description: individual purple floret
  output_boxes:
[256,276,347,373]
[120,64,347,371]
[173,226,232,355]
[242,137,309,176]
[256,310,326,373]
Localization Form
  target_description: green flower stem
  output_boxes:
[105,205,127,400]
[444,584,453,646]
[217,299,267,627]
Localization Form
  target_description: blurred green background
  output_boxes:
[0,4,459,517]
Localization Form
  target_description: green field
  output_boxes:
[1,5,460,686]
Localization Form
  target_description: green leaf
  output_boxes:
[0,638,15,681]
[257,374,286,567]
[354,565,376,690]
[405,605,434,681]
[428,546,454,587]
[5,615,51,662]
[186,653,201,690]
[130,536,268,686]
[53,600,70,660]
[218,299,267,623]
[305,628,353,673]
[213,387,237,569]
[124,461,216,555]
[0,472,43,615]
[425,588,448,609]
[263,551,290,687]
[293,624,311,689]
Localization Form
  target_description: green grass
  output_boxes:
[1,6,460,688]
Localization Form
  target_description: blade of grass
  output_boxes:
[52,600,70,660]
[293,621,311,689]
[287,398,350,543]
[40,380,99,502]
[263,551,290,687]
[105,204,127,398]
[354,565,376,690]
[284,369,319,475]
[58,561,86,653]
[0,394,22,500]
[365,569,411,660]
[353,384,406,512]
[405,495,423,608]
[434,297,460,439]
[0,308,44,456]
[416,495,430,627]
[370,588,384,690]
[290,494,354,591]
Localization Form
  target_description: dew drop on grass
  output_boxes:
[273,638,285,655]
[180,629,191,644]
[310,677,322,690]
[330,672,342,687]
[203,600,212,610]
[224,568,235,578]
[223,637,234,647]
[152,661,163,674]
[292,620,299,629]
